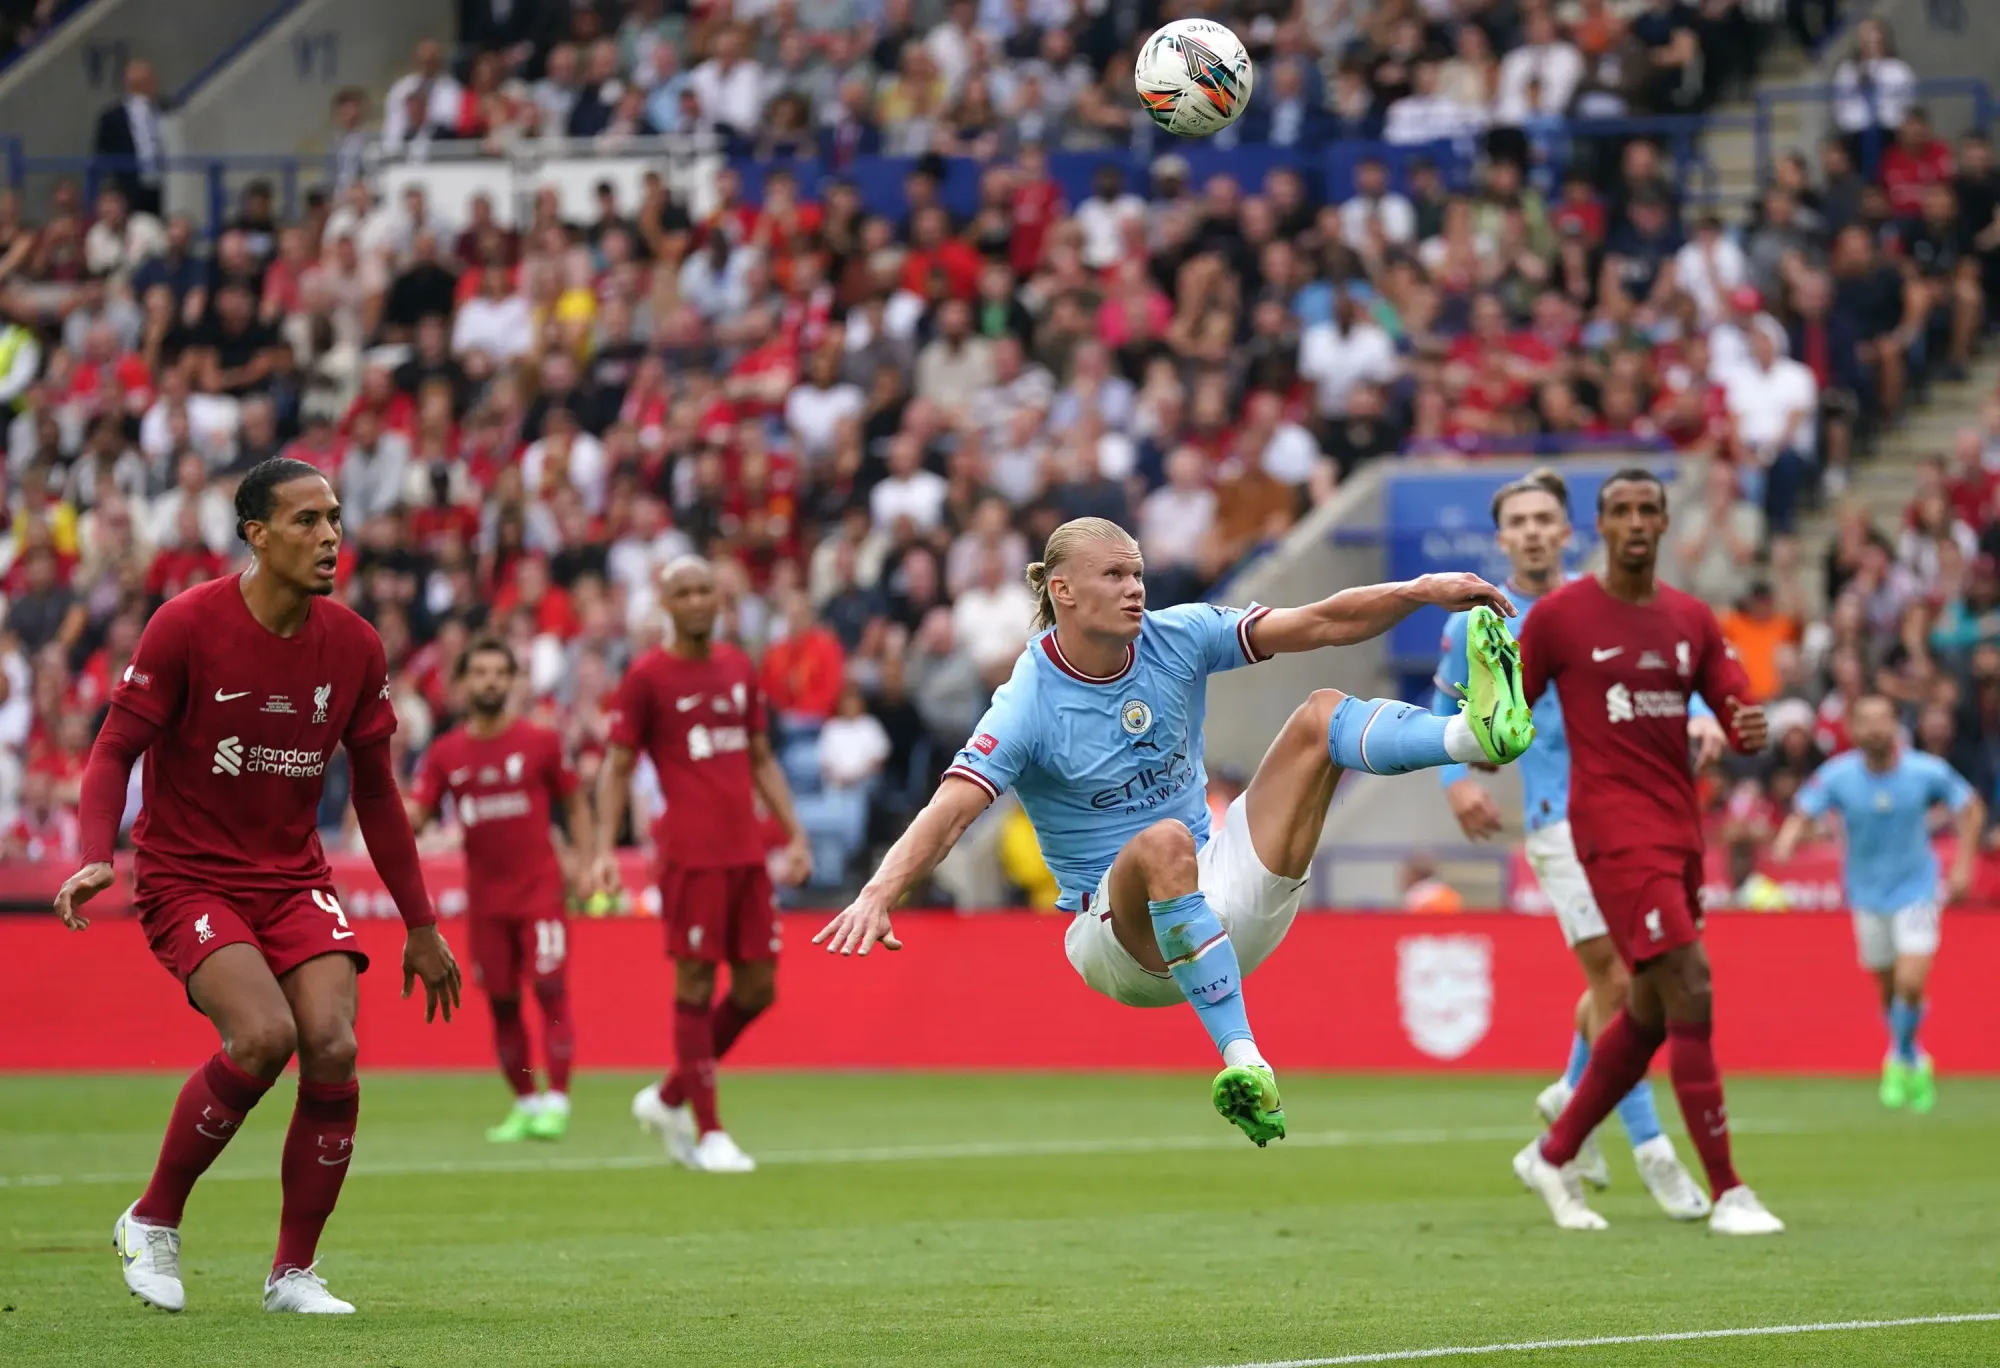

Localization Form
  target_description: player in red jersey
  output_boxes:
[593,557,811,1174]
[1510,469,1784,1236]
[53,458,460,1314]
[409,634,594,1144]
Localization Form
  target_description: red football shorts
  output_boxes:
[658,862,778,964]
[467,914,570,996]
[1580,847,1705,967]
[138,884,369,989]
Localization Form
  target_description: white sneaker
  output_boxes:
[1709,1185,1785,1236]
[632,1084,697,1168]
[114,1203,184,1312]
[263,1265,355,1314]
[1513,1139,1609,1231]
[691,1130,757,1174]
[1634,1136,1711,1221]
[1535,1080,1609,1190]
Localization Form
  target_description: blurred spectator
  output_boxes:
[92,58,164,216]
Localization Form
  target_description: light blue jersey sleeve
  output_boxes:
[1146,602,1275,679]
[940,662,1040,803]
[1793,757,1844,820]
[1920,753,1977,813]
[1432,612,1473,790]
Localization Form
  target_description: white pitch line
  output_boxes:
[0,1119,1802,1191]
[1209,1312,2000,1368]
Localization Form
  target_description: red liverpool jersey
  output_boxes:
[608,644,768,869]
[107,574,397,895]
[1517,575,1753,860]
[413,719,575,919]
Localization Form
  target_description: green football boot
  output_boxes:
[1463,606,1536,764]
[486,1101,538,1143]
[527,1100,571,1140]
[1878,1057,1908,1110]
[1212,1064,1286,1147]
[1907,1056,1937,1114]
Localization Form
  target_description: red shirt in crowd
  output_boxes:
[1881,136,1953,217]
[758,624,846,722]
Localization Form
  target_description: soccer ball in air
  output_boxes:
[1135,19,1254,137]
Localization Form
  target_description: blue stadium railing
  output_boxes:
[0,77,1985,233]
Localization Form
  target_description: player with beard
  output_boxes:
[1511,469,1785,1235]
[594,558,812,1174]
[57,457,460,1314]
[409,635,595,1142]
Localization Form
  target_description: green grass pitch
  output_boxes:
[3,1073,1998,1366]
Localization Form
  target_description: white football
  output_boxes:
[1134,18,1254,138]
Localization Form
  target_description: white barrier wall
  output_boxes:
[377,143,726,233]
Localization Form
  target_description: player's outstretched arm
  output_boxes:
[749,733,813,886]
[59,704,161,929]
[1768,810,1816,864]
[814,776,993,956]
[349,739,461,1023]
[1248,573,1516,656]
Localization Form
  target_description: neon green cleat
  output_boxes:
[486,1102,538,1143]
[1878,1058,1908,1110]
[1907,1056,1937,1114]
[526,1101,570,1140]
[1212,1064,1286,1147]
[1463,606,1536,764]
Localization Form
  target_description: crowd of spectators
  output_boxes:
[7,2,2000,906]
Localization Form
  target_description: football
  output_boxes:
[1134,18,1255,137]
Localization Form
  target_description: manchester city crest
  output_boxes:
[1120,698,1154,736]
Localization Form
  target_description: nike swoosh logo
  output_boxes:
[215,689,251,701]
[195,1124,232,1140]
[676,695,705,712]
[330,929,355,941]
[317,1154,351,1167]
[1591,648,1623,662]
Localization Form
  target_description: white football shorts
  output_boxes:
[1064,793,1307,1008]
[1522,820,1610,948]
[1853,899,1942,971]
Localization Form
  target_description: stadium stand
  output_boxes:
[3,1,1999,906]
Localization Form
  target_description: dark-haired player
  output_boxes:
[1434,468,1715,1221]
[1511,469,1784,1235]
[55,457,460,1314]
[594,558,812,1174]
[410,635,593,1142]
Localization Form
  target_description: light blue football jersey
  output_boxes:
[945,602,1272,912]
[1432,579,1711,833]
[1794,749,1975,914]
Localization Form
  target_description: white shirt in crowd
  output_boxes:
[1073,192,1146,271]
[1259,421,1322,486]
[1706,314,1790,386]
[1340,192,1417,250]
[139,393,241,469]
[382,71,465,146]
[1832,56,1917,132]
[1138,485,1216,567]
[818,712,892,789]
[784,381,864,463]
[1724,356,1820,460]
[689,58,769,130]
[1495,41,1583,123]
[1673,235,1749,327]
[146,485,234,554]
[869,467,950,533]
[452,293,536,365]
[521,431,609,513]
[1297,319,1400,417]
[951,580,1037,670]
[84,212,167,280]
[1384,94,1490,146]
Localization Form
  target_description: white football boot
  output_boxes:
[690,1130,757,1174]
[114,1203,184,1312]
[263,1265,356,1314]
[632,1083,698,1168]
[1709,1185,1785,1236]
[1535,1079,1609,1189]
[1513,1139,1609,1231]
[1634,1136,1712,1221]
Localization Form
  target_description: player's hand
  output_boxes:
[401,924,463,1024]
[52,861,114,930]
[1445,778,1504,840]
[590,852,623,900]
[1687,713,1729,769]
[813,896,902,956]
[776,831,812,887]
[1415,572,1516,618]
[1726,698,1769,752]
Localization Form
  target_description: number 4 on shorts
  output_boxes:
[313,890,356,941]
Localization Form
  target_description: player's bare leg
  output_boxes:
[1104,818,1283,1146]
[118,944,293,1311]
[265,953,361,1313]
[1240,689,1346,883]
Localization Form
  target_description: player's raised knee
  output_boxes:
[733,981,777,1015]
[296,1019,358,1079]
[1291,689,1348,743]
[225,1014,298,1078]
[1127,819,1199,889]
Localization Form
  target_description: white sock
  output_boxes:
[1443,714,1486,763]
[1222,1039,1268,1072]
[543,1091,570,1115]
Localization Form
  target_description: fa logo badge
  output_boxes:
[312,683,332,723]
[194,914,213,944]
[1675,641,1691,678]
[1119,698,1154,736]
[1397,935,1493,1060]
[505,752,525,783]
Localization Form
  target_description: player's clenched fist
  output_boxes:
[1726,698,1769,752]
[1414,573,1517,618]
[52,861,115,930]
[813,897,902,956]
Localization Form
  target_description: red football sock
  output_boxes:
[1667,1018,1742,1198]
[273,1079,359,1276]
[657,1001,719,1133]
[710,996,766,1062]
[1541,1010,1664,1167]
[489,998,536,1098]
[133,1050,273,1227]
[533,982,575,1094]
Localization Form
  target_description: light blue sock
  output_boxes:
[1889,999,1924,1066]
[1614,1079,1664,1148]
[1148,892,1254,1058]
[1562,1032,1590,1089]
[1327,697,1474,775]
